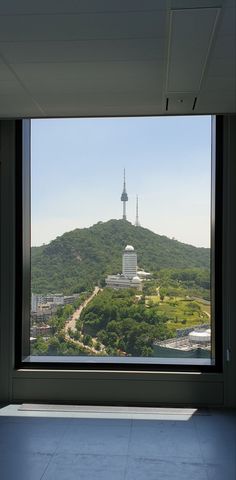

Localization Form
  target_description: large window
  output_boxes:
[18,115,222,370]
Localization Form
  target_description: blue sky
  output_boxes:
[31,115,211,248]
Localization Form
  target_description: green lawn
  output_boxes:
[147,295,210,333]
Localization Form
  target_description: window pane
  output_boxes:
[30,116,212,364]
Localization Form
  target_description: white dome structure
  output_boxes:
[132,275,141,282]
[125,245,134,251]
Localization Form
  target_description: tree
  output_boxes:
[32,337,48,355]
[83,334,93,346]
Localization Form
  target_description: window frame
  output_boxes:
[15,115,223,373]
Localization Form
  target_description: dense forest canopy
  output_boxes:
[31,219,210,294]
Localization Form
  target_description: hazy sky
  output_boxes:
[31,116,211,248]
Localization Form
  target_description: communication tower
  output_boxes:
[120,168,128,220]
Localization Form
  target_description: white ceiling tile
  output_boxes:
[216,7,236,36]
[11,61,164,95]
[38,91,163,117]
[197,91,236,113]
[0,11,167,42]
[202,75,236,91]
[212,34,235,57]
[41,104,163,118]
[36,90,162,107]
[207,56,236,77]
[0,38,166,63]
[170,0,223,8]
[0,59,16,80]
[0,93,44,117]
[225,0,236,5]
[0,80,25,94]
[0,0,167,15]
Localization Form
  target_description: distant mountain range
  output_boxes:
[31,219,210,294]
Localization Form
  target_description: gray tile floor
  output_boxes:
[0,406,235,480]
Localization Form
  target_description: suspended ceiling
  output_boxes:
[0,0,235,118]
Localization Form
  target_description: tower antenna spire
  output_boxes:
[120,168,128,220]
[135,195,140,227]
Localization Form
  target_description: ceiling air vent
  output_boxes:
[192,97,197,111]
[165,7,220,114]
[165,93,198,113]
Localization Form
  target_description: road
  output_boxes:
[65,286,100,334]
[63,286,106,354]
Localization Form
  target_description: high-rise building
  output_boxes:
[122,245,137,278]
[105,244,142,290]
[120,168,128,220]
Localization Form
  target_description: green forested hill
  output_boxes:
[31,219,210,294]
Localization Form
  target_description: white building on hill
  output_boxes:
[106,245,142,290]
[122,245,137,278]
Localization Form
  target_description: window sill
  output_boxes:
[18,355,216,373]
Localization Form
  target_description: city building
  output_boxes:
[31,293,64,312]
[31,292,79,314]
[137,270,151,279]
[46,293,64,305]
[63,295,79,304]
[122,245,137,278]
[153,327,211,359]
[31,294,44,312]
[30,325,53,337]
[106,245,143,290]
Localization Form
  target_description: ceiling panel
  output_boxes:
[40,104,164,117]
[11,61,164,94]
[0,0,167,15]
[202,75,236,92]
[0,58,20,80]
[216,6,236,36]
[0,79,26,94]
[224,0,236,6]
[170,0,223,8]
[197,90,236,113]
[210,34,235,58]
[0,38,166,63]
[0,11,166,42]
[0,93,44,116]
[38,92,163,117]
[37,90,163,108]
[207,56,236,77]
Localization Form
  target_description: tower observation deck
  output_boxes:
[120,169,128,220]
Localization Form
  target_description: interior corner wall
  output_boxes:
[0,121,16,403]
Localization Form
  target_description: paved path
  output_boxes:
[63,286,105,354]
[65,286,100,333]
